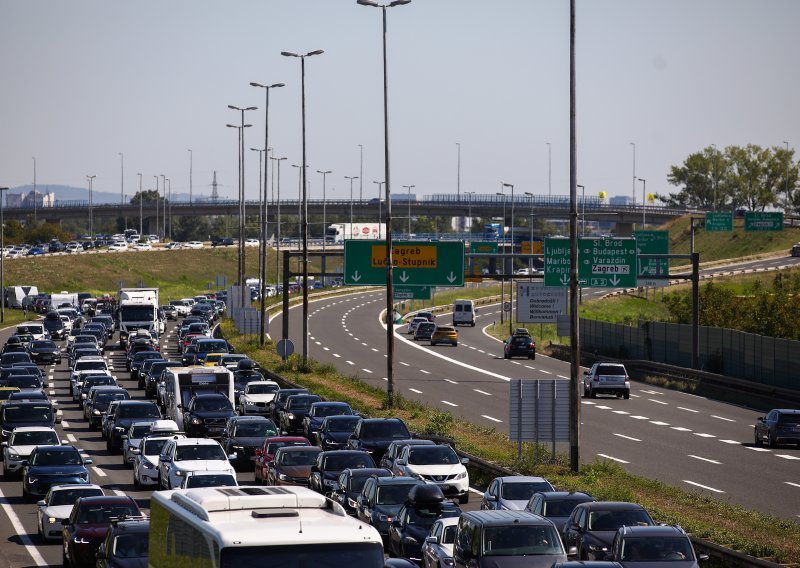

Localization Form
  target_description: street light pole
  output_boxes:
[86,175,96,237]
[271,156,287,286]
[373,181,385,228]
[167,178,172,240]
[402,184,415,235]
[188,149,193,205]
[638,178,646,228]
[282,49,324,367]
[136,173,143,238]
[630,142,636,205]
[153,176,158,237]
[502,182,514,336]
[345,175,359,228]
[32,157,37,224]
[524,191,534,274]
[0,186,8,323]
[577,184,585,236]
[496,189,507,324]
[711,143,717,210]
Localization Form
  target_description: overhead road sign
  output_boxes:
[393,285,431,300]
[745,211,783,232]
[521,241,543,255]
[516,282,567,323]
[705,211,733,232]
[634,230,669,288]
[470,241,498,254]
[344,240,465,286]
[543,238,571,287]
[579,237,637,288]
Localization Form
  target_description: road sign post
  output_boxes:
[516,282,567,323]
[344,241,464,286]
[705,212,733,232]
[634,230,669,287]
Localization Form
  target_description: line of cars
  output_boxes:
[405,311,459,347]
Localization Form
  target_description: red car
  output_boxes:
[254,435,309,484]
[62,495,141,568]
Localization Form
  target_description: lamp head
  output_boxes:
[281,51,298,57]
[271,82,286,88]
[249,82,265,88]
[306,49,324,56]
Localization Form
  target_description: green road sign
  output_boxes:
[544,238,571,286]
[470,241,498,254]
[705,212,733,232]
[344,240,465,286]
[393,285,431,300]
[634,230,669,287]
[745,211,784,231]
[579,237,637,288]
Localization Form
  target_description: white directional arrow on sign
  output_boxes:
[447,272,456,283]
[560,274,569,285]
[610,275,620,286]
[352,271,361,282]
[399,271,410,283]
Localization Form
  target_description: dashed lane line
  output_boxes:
[482,415,502,423]
[409,388,423,394]
[677,406,699,413]
[441,400,458,407]
[683,480,724,493]
[0,488,48,566]
[362,369,373,374]
[444,379,459,385]
[711,415,735,423]
[473,389,492,396]
[648,398,668,405]
[597,454,629,464]
[688,455,722,465]
[776,454,800,460]
[92,466,107,478]
[613,433,641,442]
[419,369,430,375]
[694,433,716,438]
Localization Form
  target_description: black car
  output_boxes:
[96,518,149,568]
[107,401,161,452]
[22,445,92,499]
[317,415,362,450]
[279,394,322,435]
[212,237,235,247]
[331,467,392,515]
[503,333,536,359]
[379,439,435,471]
[27,340,62,365]
[754,408,800,448]
[129,351,163,383]
[87,387,130,429]
[387,484,461,562]
[308,450,377,496]
[302,401,354,441]
[220,415,279,470]
[563,501,656,560]
[270,388,310,423]
[144,360,182,398]
[357,475,423,541]
[347,418,411,462]
[1,401,55,441]
[183,393,236,438]
[42,312,67,340]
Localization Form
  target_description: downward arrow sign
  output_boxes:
[447,272,456,283]
[610,275,620,286]
[399,271,410,283]
[352,271,361,282]
[560,274,569,285]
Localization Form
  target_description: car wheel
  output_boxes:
[589,388,597,399]
[459,493,469,504]
[623,392,630,400]
[754,429,762,446]
[767,433,778,448]
[453,341,458,347]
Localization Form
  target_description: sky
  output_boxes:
[1,0,799,204]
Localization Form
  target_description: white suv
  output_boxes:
[2,427,62,480]
[393,443,470,504]
[131,433,185,488]
[582,362,630,399]
[157,437,235,490]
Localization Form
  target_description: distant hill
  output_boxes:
[9,184,192,204]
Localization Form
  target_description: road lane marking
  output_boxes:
[400,362,410,367]
[613,410,630,415]
[613,433,641,442]
[630,415,649,420]
[719,439,741,445]
[61,420,70,428]
[49,390,56,396]
[323,347,330,351]
[525,365,536,370]
[444,379,459,384]
[442,400,458,407]
[333,354,341,358]
[346,360,355,365]
[361,342,368,346]
[409,388,423,394]
[694,433,716,438]
[371,348,379,352]
[473,389,492,396]
[677,406,699,413]
[597,454,629,464]
[785,482,800,488]
[641,389,662,395]
[0,488,49,566]
[539,369,552,374]
[381,377,388,381]
[746,447,771,452]
[582,401,596,405]
[314,341,321,345]
[629,394,640,398]
[711,415,735,422]
[648,398,668,405]
[92,466,107,477]
[482,415,502,423]
[671,427,691,432]
[419,369,430,374]
[557,375,569,379]
[683,480,724,493]
[776,454,800,460]
[650,421,670,426]
[689,455,722,464]
[595,405,612,410]
[362,369,373,374]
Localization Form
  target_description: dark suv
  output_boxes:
[107,401,161,452]
[183,393,236,438]
[503,333,536,359]
[279,394,322,435]
[96,518,150,567]
[347,418,411,462]
[563,501,656,560]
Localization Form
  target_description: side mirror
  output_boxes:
[425,536,439,545]
[460,457,470,464]
[698,553,710,561]
[83,459,93,465]
[37,500,46,506]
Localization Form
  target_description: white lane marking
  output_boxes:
[511,361,521,365]
[694,433,716,438]
[719,439,741,445]
[746,447,771,452]
[353,337,360,341]
[92,466,107,477]
[650,421,670,426]
[525,365,536,370]
[677,406,699,413]
[711,415,735,423]
[671,427,692,432]
[49,390,56,396]
[371,348,379,352]
[648,398,668,405]
[785,481,800,488]
[482,415,502,423]
[776,454,800,460]
[362,369,373,374]
[442,400,458,407]
[0,488,49,566]
[597,454,629,464]
[444,379,459,385]
[346,360,355,366]
[112,489,127,497]
[381,377,388,381]
[557,375,569,380]
[539,369,552,374]
[613,433,641,442]
[348,332,353,336]
[314,341,321,345]
[689,454,722,465]
[409,388,423,394]
[419,369,430,375]
[473,389,492,396]
[582,401,596,405]
[629,394,640,398]
[683,480,724,493]
[630,415,649,420]
[400,361,410,367]
[333,354,341,358]
[66,434,77,443]
[361,342,368,346]
[323,347,330,351]
[595,405,612,410]
[613,410,630,415]
[640,389,661,395]
[61,420,70,428]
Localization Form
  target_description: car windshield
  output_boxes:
[96,392,128,404]
[408,446,459,465]
[119,306,155,321]
[501,482,553,501]
[198,341,227,353]
[77,361,107,371]
[118,404,160,419]
[7,376,41,389]
[510,336,532,346]
[288,397,317,410]
[144,439,169,455]
[175,444,227,461]
[11,430,58,446]
[129,424,152,438]
[362,421,409,439]
[588,510,653,531]
[234,422,276,437]
[542,498,585,517]
[77,504,139,524]
[778,413,800,424]
[75,336,97,344]
[325,417,361,432]
[313,405,351,417]
[483,525,563,556]
[31,341,57,350]
[186,474,237,488]
[32,449,83,466]
[135,352,162,361]
[377,484,416,505]
[279,450,319,466]
[620,536,695,562]
[3,406,53,422]
[113,533,149,558]
[194,397,232,412]
[323,454,374,471]
[247,383,278,395]
[49,487,104,506]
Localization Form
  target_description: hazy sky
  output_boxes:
[1,0,799,203]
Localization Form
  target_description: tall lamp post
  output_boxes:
[251,147,266,300]
[784,141,790,212]
[318,169,332,286]
[136,173,143,237]
[0,186,8,322]
[228,104,258,306]
[281,49,324,367]
[402,184,415,235]
[577,184,585,235]
[166,178,172,240]
[86,175,96,237]
[630,142,636,205]
[501,182,514,335]
[292,164,303,241]
[345,175,359,228]
[119,152,125,229]
[188,149,193,204]
[271,155,287,285]
[373,181,385,228]
[638,178,646,228]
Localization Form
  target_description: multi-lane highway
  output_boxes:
[271,254,800,521]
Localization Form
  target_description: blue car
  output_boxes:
[302,401,354,441]
[22,445,92,500]
[316,415,361,450]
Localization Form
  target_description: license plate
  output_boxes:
[208,428,223,433]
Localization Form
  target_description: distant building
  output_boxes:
[5,189,55,208]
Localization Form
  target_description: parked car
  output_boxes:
[95,517,150,568]
[131,432,185,489]
[156,437,235,490]
[358,475,423,543]
[278,394,322,435]
[220,415,278,471]
[394,443,470,504]
[301,401,354,441]
[2,426,61,480]
[182,393,236,439]
[421,516,460,568]
[107,401,162,452]
[237,380,280,416]
[754,408,800,448]
[380,439,436,472]
[253,435,310,484]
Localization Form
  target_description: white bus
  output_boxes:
[149,486,385,567]
[163,366,235,432]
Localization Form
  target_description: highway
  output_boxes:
[270,254,800,522]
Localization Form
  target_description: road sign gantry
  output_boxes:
[344,240,465,287]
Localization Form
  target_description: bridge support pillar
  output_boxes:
[615,222,634,237]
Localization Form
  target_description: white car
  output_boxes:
[157,437,235,490]
[133,242,153,251]
[184,241,204,249]
[59,315,74,334]
[148,234,160,243]
[108,242,128,252]
[2,427,63,480]
[36,484,104,541]
[244,238,259,247]
[406,316,428,335]
[121,420,160,467]
[421,516,459,568]
[179,469,239,489]
[166,241,183,250]
[238,381,280,416]
[131,433,185,488]
[394,443,470,504]
[65,242,83,254]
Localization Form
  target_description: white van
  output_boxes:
[452,299,475,327]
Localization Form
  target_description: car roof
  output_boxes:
[462,510,550,526]
[49,483,103,493]
[342,467,391,478]
[172,437,222,446]
[374,476,421,486]
[578,501,647,511]
[533,491,593,500]
[774,409,800,414]
[9,425,57,433]
[618,525,686,537]
[496,475,550,484]
[75,495,137,506]
[230,415,271,423]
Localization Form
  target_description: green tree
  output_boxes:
[130,189,163,204]
[663,146,723,208]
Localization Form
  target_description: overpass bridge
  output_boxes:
[4,193,694,236]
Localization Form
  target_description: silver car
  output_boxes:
[422,517,458,568]
[36,484,104,541]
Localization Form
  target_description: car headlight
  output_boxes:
[348,498,358,508]
[48,517,57,524]
[588,544,608,552]
[443,559,454,567]
[93,410,101,416]
[455,471,467,480]
[278,473,289,481]
[7,451,19,460]
[28,475,38,484]
[175,470,185,477]
[190,417,202,425]
[287,413,295,420]
[114,426,125,432]
[73,536,90,544]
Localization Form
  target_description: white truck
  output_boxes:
[50,291,79,309]
[324,222,386,243]
[117,287,160,346]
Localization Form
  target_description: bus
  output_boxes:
[163,366,235,431]
[149,486,385,567]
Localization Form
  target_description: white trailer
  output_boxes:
[5,285,39,309]
[324,222,386,243]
